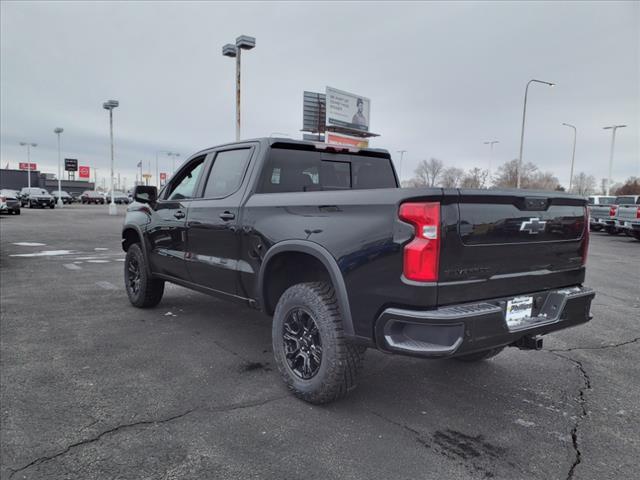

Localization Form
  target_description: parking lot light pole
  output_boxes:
[517,79,555,188]
[603,124,627,196]
[19,142,37,189]
[396,150,407,183]
[483,140,499,173]
[54,128,64,207]
[102,100,119,215]
[561,123,577,192]
[222,35,255,141]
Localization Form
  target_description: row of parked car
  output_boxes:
[0,188,132,214]
[588,194,640,241]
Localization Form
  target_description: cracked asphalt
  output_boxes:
[1,205,639,480]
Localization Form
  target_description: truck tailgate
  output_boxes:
[438,189,587,305]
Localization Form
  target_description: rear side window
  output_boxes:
[258,148,396,193]
[614,196,636,205]
[202,149,252,198]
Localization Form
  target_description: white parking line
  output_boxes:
[10,250,74,257]
[96,281,117,290]
[13,242,46,246]
[63,263,82,270]
[86,260,110,263]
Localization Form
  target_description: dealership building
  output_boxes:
[0,168,94,194]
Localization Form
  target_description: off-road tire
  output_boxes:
[272,282,366,404]
[124,243,164,308]
[454,347,505,362]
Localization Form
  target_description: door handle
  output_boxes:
[219,211,235,221]
[174,210,186,219]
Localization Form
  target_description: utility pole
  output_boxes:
[222,35,256,141]
[102,99,119,215]
[603,124,627,195]
[561,123,577,192]
[19,142,37,190]
[483,140,499,173]
[396,150,407,183]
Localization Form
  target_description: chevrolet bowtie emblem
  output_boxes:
[520,217,546,234]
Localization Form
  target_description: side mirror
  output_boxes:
[133,185,157,204]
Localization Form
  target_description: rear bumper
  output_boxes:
[616,220,640,231]
[375,286,595,358]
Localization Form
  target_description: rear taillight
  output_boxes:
[581,209,589,265]
[0,196,5,202]
[636,207,640,219]
[399,202,440,282]
[609,205,617,217]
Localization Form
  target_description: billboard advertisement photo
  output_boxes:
[326,86,370,132]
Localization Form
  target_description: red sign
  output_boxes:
[19,162,37,171]
[326,133,369,148]
[160,172,167,182]
[78,166,90,179]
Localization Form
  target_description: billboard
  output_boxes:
[64,158,78,172]
[78,166,91,178]
[326,133,369,149]
[326,87,370,132]
[19,162,37,171]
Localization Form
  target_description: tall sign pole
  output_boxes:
[603,125,627,196]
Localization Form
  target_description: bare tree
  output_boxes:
[615,176,640,195]
[492,159,537,188]
[414,158,444,187]
[528,171,561,191]
[461,167,489,189]
[440,167,465,188]
[571,172,596,195]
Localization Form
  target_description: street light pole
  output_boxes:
[603,124,627,196]
[103,99,119,215]
[19,142,37,190]
[561,123,577,192]
[517,79,555,188]
[483,140,499,173]
[396,150,407,183]
[54,128,64,207]
[222,35,255,141]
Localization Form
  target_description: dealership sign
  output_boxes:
[19,162,37,171]
[326,87,371,133]
[78,166,91,178]
[64,158,78,172]
[160,172,167,185]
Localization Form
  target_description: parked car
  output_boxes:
[121,138,594,404]
[614,195,640,240]
[587,195,616,231]
[51,190,73,204]
[0,189,21,215]
[593,195,640,235]
[70,192,82,203]
[104,191,130,204]
[81,190,105,204]
[19,187,55,208]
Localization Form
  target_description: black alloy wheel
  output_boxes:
[127,256,141,295]
[283,308,323,380]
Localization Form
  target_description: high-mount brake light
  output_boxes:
[398,202,441,282]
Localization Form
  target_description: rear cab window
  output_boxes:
[614,196,637,205]
[258,147,397,193]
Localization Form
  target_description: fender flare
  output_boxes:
[122,224,152,275]
[258,240,354,336]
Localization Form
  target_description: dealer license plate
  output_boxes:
[505,296,533,328]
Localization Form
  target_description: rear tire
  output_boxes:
[605,226,619,235]
[272,282,366,404]
[454,347,505,362]
[124,243,164,308]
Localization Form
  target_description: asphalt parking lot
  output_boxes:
[1,204,638,480]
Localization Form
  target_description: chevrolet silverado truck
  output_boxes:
[587,195,615,231]
[614,195,640,240]
[121,138,594,403]
[591,195,638,235]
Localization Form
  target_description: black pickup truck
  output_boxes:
[122,138,594,403]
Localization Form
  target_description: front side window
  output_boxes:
[166,156,205,200]
[202,149,252,198]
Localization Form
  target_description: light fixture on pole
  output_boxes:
[396,150,407,183]
[102,99,119,215]
[483,140,499,173]
[19,142,37,190]
[561,123,577,192]
[53,128,64,207]
[517,79,555,188]
[222,34,256,141]
[603,124,627,196]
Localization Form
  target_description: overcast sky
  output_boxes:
[1,1,638,189]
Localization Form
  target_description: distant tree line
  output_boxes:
[402,158,640,195]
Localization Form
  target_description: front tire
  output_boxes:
[272,282,365,404]
[454,347,505,362]
[124,243,164,308]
